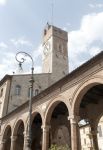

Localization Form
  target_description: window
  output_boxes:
[83,128,85,134]
[57,43,63,54]
[59,44,62,51]
[44,29,47,35]
[98,125,102,137]
[28,88,30,97]
[28,88,37,97]
[28,88,39,97]
[15,85,21,96]
[35,89,39,96]
[84,138,86,145]
[0,88,3,97]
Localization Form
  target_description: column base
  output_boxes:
[24,147,31,150]
[23,136,32,150]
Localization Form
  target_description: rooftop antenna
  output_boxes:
[51,0,54,25]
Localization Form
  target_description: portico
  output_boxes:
[0,51,103,150]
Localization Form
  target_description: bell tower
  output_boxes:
[42,24,69,83]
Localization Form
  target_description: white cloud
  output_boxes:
[97,4,103,8]
[0,42,8,49]
[33,44,43,61]
[34,66,42,73]
[63,22,71,31]
[32,44,42,73]
[0,64,5,70]
[89,3,103,9]
[89,4,95,8]
[0,36,43,79]
[89,47,101,57]
[10,37,33,47]
[0,52,16,79]
[0,0,6,5]
[69,12,103,71]
[1,12,103,79]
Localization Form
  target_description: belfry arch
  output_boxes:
[72,77,103,150]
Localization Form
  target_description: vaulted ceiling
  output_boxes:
[80,84,103,108]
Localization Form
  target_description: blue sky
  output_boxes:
[0,0,103,79]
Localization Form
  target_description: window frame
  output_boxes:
[15,85,21,96]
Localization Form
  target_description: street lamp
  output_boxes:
[15,51,34,150]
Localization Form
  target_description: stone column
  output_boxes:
[10,136,17,150]
[90,121,99,150]
[23,133,31,150]
[69,116,80,150]
[0,139,6,150]
[42,125,50,150]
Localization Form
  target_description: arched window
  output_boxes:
[0,88,3,97]
[28,88,30,97]
[28,88,39,97]
[98,125,102,137]
[44,29,47,35]
[35,89,39,96]
[15,85,21,96]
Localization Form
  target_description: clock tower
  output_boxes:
[42,24,69,83]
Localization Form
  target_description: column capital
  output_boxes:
[23,134,30,141]
[68,115,80,124]
[23,131,27,137]
[23,131,30,139]
[1,139,6,144]
[11,136,17,141]
[23,134,31,150]
[41,125,51,132]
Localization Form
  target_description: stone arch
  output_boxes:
[12,119,25,136]
[44,95,71,148]
[32,109,44,123]
[25,108,44,133]
[2,125,12,150]
[44,95,71,125]
[95,112,103,129]
[72,76,103,115]
[31,111,43,150]
[11,119,24,150]
[96,113,103,150]
[2,124,12,140]
[71,76,103,150]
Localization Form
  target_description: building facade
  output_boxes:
[0,24,103,150]
[80,124,94,150]
[80,117,103,150]
[97,117,103,150]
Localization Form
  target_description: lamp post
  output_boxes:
[15,52,34,150]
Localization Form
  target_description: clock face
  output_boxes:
[43,41,50,56]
